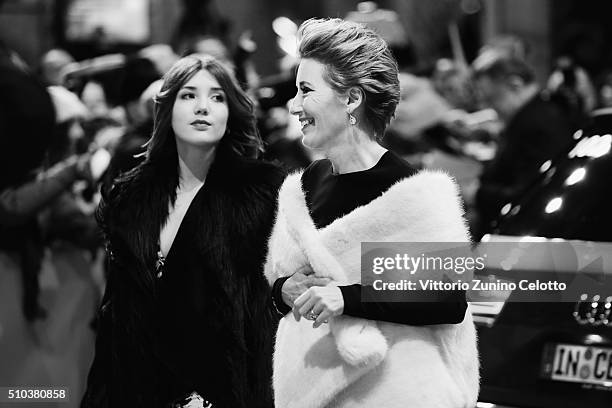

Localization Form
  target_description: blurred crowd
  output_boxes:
[1,2,609,332]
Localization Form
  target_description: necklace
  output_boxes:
[155,249,166,278]
[157,180,204,279]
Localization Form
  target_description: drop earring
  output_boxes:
[348,113,356,125]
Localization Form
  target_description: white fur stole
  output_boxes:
[264,169,478,408]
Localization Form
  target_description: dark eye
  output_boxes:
[300,87,312,94]
[180,92,195,100]
[211,93,226,102]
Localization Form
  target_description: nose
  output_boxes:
[194,98,209,115]
[289,95,302,116]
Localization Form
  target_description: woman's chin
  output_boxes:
[177,135,223,150]
[301,132,320,150]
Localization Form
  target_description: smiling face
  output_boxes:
[171,69,229,149]
[291,58,349,150]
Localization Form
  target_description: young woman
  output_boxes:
[265,18,479,408]
[81,55,284,407]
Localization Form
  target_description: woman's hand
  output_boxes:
[281,266,331,307]
[293,285,344,328]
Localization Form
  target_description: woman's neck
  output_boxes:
[324,129,387,174]
[176,142,216,190]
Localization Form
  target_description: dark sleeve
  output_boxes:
[242,163,286,408]
[81,272,112,408]
[0,159,78,226]
[41,193,102,250]
[271,276,292,316]
[340,284,468,325]
[81,194,115,408]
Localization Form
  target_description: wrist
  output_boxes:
[272,277,292,316]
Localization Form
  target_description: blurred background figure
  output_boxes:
[385,71,453,160]
[595,70,612,109]
[40,48,75,86]
[472,35,530,68]
[1,43,104,318]
[189,35,233,67]
[43,85,101,256]
[261,101,314,172]
[101,78,162,190]
[345,1,408,48]
[257,16,312,171]
[546,56,597,130]
[80,80,112,119]
[432,58,478,112]
[185,33,261,94]
[116,56,162,125]
[1,41,58,322]
[1,37,106,403]
[473,55,575,237]
[138,43,179,78]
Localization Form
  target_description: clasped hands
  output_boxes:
[280,265,344,328]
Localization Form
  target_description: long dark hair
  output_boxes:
[93,56,274,406]
[143,55,262,173]
[103,55,263,293]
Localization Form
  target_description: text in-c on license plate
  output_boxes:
[541,343,612,388]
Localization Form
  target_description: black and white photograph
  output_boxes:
[1,1,611,407]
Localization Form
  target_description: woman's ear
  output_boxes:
[346,87,364,114]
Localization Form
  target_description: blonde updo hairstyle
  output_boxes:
[297,18,400,139]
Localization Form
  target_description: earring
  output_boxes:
[348,113,356,125]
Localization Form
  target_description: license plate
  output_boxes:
[541,343,612,388]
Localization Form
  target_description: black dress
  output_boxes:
[82,156,285,408]
[272,150,467,325]
[155,183,241,406]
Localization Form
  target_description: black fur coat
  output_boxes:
[81,153,286,408]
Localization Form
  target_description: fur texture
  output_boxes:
[82,155,285,408]
[264,170,480,408]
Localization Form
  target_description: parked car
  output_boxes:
[474,109,612,407]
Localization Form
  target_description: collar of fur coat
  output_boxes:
[264,169,478,408]
[265,168,470,287]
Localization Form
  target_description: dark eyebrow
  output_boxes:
[298,81,313,88]
[179,85,226,93]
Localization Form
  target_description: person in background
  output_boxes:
[261,101,314,172]
[100,79,162,191]
[473,35,530,68]
[116,56,162,126]
[138,43,179,78]
[42,86,102,256]
[39,48,75,86]
[0,43,92,321]
[595,70,612,109]
[546,56,596,130]
[81,55,284,408]
[473,56,575,235]
[264,18,479,408]
[92,57,162,188]
[80,80,113,119]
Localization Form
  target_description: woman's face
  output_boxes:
[291,58,348,150]
[171,69,229,149]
